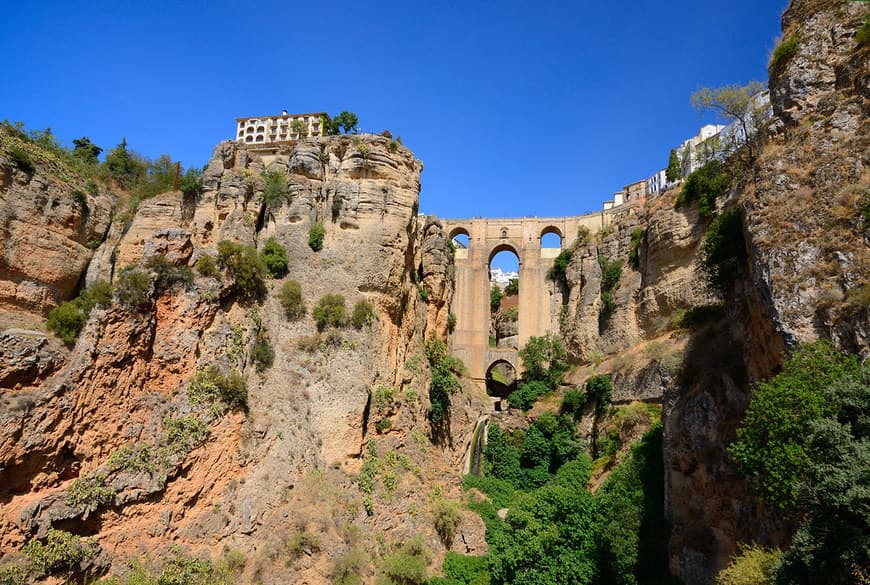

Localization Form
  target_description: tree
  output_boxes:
[691,81,766,162]
[259,237,288,278]
[72,136,102,165]
[665,148,681,182]
[104,138,145,189]
[490,284,503,313]
[333,111,359,134]
[290,119,308,139]
[179,167,203,198]
[504,278,519,296]
[519,332,568,389]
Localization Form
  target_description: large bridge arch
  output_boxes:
[443,212,608,382]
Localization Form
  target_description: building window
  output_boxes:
[245,136,253,143]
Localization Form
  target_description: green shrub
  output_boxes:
[425,336,464,429]
[507,380,551,411]
[8,147,34,174]
[586,374,613,412]
[46,299,89,345]
[179,168,203,199]
[675,160,730,218]
[547,249,572,287]
[716,545,781,585]
[252,330,274,372]
[598,256,623,319]
[378,536,430,585]
[490,284,502,313]
[561,389,586,420]
[447,312,457,333]
[261,169,290,208]
[108,444,155,475]
[157,550,234,585]
[188,365,247,411]
[351,299,375,329]
[279,280,305,320]
[432,499,462,547]
[23,529,95,577]
[164,416,210,456]
[701,209,746,296]
[857,15,870,45]
[145,254,193,291]
[259,237,288,278]
[72,189,88,209]
[66,473,115,512]
[373,385,397,412]
[518,332,568,389]
[287,530,321,561]
[195,254,220,278]
[116,267,153,308]
[731,340,861,510]
[0,564,26,585]
[313,294,347,331]
[332,546,368,585]
[628,228,645,269]
[375,418,392,433]
[308,222,325,251]
[769,33,799,77]
[216,240,265,299]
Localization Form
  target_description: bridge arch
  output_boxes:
[540,225,563,249]
[487,242,521,265]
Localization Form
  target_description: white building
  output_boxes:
[647,169,668,196]
[236,111,329,145]
[490,267,518,287]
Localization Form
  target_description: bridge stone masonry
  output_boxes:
[442,211,612,384]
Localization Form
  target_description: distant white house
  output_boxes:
[235,111,330,146]
[647,169,668,196]
[490,267,518,287]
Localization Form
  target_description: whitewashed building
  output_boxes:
[236,111,330,145]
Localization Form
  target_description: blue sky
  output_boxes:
[2,0,786,225]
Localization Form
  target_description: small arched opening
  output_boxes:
[255,135,264,142]
[540,226,562,249]
[449,227,470,251]
[257,125,265,133]
[486,360,517,407]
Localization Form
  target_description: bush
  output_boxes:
[157,550,234,585]
[351,299,375,329]
[188,365,248,411]
[547,249,572,287]
[378,536,430,585]
[507,380,551,411]
[447,312,457,333]
[66,473,115,512]
[46,280,113,345]
[518,332,568,389]
[217,240,266,299]
[313,294,347,331]
[0,564,26,585]
[308,222,325,251]
[108,444,155,475]
[375,418,392,433]
[261,169,290,208]
[259,237,288,278]
[252,330,274,372]
[287,530,321,561]
[857,15,870,45]
[164,416,210,456]
[195,254,220,278]
[279,280,305,320]
[432,499,462,547]
[628,228,644,270]
[586,374,613,412]
[425,336,464,429]
[8,147,34,174]
[115,267,153,308]
[769,33,799,77]
[23,529,95,577]
[598,256,623,318]
[701,209,747,296]
[145,254,193,291]
[716,545,781,585]
[179,168,203,198]
[561,389,586,420]
[675,160,730,218]
[332,546,368,585]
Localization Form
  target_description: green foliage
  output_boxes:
[576,225,591,245]
[334,111,359,134]
[700,209,746,296]
[375,418,393,433]
[280,279,305,320]
[675,160,730,218]
[770,33,799,77]
[504,278,519,296]
[116,267,153,308]
[561,389,586,420]
[857,14,870,45]
[195,254,220,278]
[0,564,26,585]
[261,169,290,208]
[290,119,308,139]
[547,249,573,288]
[332,546,368,585]
[287,530,321,560]
[598,256,623,318]
[373,385,397,413]
[216,240,266,299]
[489,285,502,313]
[23,529,95,577]
[104,138,146,190]
[188,365,248,410]
[66,473,115,512]
[352,299,376,329]
[507,380,551,411]
[432,498,462,547]
[259,237,288,278]
[179,167,203,198]
[8,147,35,174]
[155,550,234,585]
[145,254,193,291]
[424,336,464,429]
[309,222,326,251]
[731,341,861,510]
[666,148,681,182]
[46,280,114,344]
[462,474,516,509]
[313,294,347,331]
[716,545,780,585]
[72,136,102,165]
[518,332,568,389]
[108,444,155,475]
[447,312,457,333]
[378,536,430,585]
[586,374,613,413]
[252,329,274,372]
[164,415,210,456]
[628,228,645,270]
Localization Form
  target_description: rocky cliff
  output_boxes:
[0,134,489,583]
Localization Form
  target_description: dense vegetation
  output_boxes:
[675,160,730,218]
[46,279,112,344]
[598,256,623,320]
[424,336,463,435]
[507,333,568,410]
[730,341,868,584]
[700,209,746,296]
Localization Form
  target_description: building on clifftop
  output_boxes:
[236,111,330,146]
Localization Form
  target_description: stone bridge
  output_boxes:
[443,212,610,383]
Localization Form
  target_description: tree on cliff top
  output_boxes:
[333,111,359,134]
[691,81,766,162]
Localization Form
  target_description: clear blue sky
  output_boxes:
[2,0,786,222]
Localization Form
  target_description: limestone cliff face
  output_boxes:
[0,135,485,583]
[0,144,113,315]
